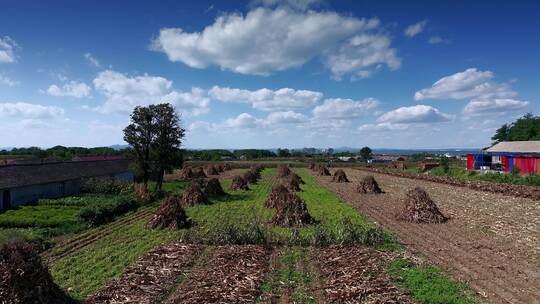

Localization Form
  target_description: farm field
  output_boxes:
[38,167,478,303]
[313,167,540,304]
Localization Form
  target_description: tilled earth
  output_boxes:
[317,246,412,304]
[314,168,540,304]
[85,243,202,304]
[164,245,271,304]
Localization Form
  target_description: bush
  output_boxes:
[77,195,139,226]
[81,178,133,195]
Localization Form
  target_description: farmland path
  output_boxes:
[312,168,540,304]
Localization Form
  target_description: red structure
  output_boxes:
[467,141,540,174]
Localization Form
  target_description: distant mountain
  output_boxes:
[109,144,129,150]
[0,147,14,151]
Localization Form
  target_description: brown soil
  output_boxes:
[312,168,540,304]
[277,165,292,178]
[164,245,270,304]
[318,166,331,176]
[356,175,383,194]
[203,178,226,197]
[396,187,448,224]
[356,166,540,201]
[265,184,290,209]
[332,169,349,182]
[1,241,74,304]
[180,185,208,207]
[205,165,219,176]
[86,243,202,304]
[270,193,313,227]
[146,196,192,229]
[316,246,412,303]
[230,175,249,191]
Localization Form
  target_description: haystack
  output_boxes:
[223,163,232,170]
[356,175,383,194]
[396,187,448,223]
[0,242,74,303]
[281,175,302,192]
[204,178,226,197]
[243,170,259,184]
[290,173,305,184]
[178,167,195,180]
[265,184,290,208]
[230,175,249,191]
[249,166,262,179]
[270,193,313,227]
[308,162,316,170]
[205,164,219,176]
[318,166,331,176]
[193,167,207,178]
[277,165,292,178]
[332,169,349,182]
[216,164,225,173]
[146,196,191,229]
[180,185,208,207]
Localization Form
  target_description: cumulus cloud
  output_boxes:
[152,7,399,79]
[209,86,323,111]
[377,105,453,124]
[313,97,378,119]
[0,102,64,119]
[47,81,92,98]
[358,122,408,132]
[415,68,529,116]
[414,68,515,101]
[428,36,449,44]
[463,99,529,116]
[0,74,19,86]
[93,70,210,116]
[264,111,308,125]
[0,36,19,63]
[404,20,427,37]
[84,53,101,68]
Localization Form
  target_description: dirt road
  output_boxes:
[312,168,540,304]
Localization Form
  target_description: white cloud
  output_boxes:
[264,111,307,125]
[358,122,409,132]
[152,7,399,79]
[463,99,529,116]
[414,68,515,101]
[0,74,19,86]
[47,81,92,98]
[377,105,453,124]
[0,102,64,119]
[93,70,210,116]
[209,86,322,111]
[313,97,378,119]
[404,20,427,37]
[0,36,19,63]
[415,68,529,117]
[84,53,101,68]
[325,34,400,79]
[428,36,449,44]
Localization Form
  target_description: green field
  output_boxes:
[4,169,472,303]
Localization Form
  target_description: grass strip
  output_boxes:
[388,259,478,304]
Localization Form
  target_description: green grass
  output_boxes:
[388,259,478,304]
[50,205,182,299]
[258,247,315,303]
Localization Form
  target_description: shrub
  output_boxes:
[81,178,133,195]
[77,195,138,226]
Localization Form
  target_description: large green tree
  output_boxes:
[491,113,540,144]
[359,146,372,162]
[124,103,185,191]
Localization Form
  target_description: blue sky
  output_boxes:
[0,0,538,149]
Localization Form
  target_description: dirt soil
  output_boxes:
[313,168,540,304]
[316,246,412,304]
[85,243,202,304]
[164,245,270,304]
